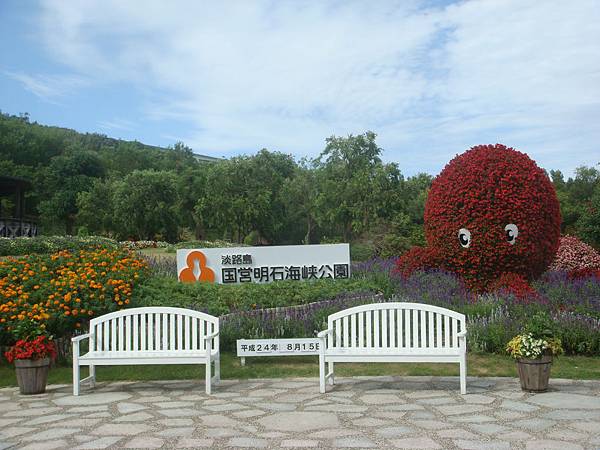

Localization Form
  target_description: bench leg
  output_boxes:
[73,361,80,396]
[328,361,335,385]
[214,357,221,383]
[460,354,467,395]
[319,354,326,394]
[89,365,96,388]
[205,361,212,395]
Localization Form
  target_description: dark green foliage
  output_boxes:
[1,112,598,249]
[131,276,380,317]
[578,182,600,248]
[551,166,600,241]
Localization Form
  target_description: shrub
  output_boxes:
[0,248,148,345]
[549,235,600,273]
[534,271,600,314]
[173,240,240,250]
[350,242,375,262]
[394,247,443,278]
[131,276,380,317]
[219,292,382,350]
[120,240,171,250]
[0,235,119,256]
[552,311,600,355]
[143,255,177,278]
[423,144,561,292]
[488,272,541,302]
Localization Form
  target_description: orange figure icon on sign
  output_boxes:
[179,251,215,283]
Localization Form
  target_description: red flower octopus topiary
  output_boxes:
[396,144,561,292]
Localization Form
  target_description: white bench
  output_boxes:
[72,307,220,395]
[317,302,467,394]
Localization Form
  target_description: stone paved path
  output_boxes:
[1,376,599,449]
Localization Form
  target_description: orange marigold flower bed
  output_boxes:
[0,248,148,344]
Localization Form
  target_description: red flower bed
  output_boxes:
[394,246,443,278]
[488,272,540,302]
[4,335,57,363]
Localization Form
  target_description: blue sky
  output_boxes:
[1,0,599,177]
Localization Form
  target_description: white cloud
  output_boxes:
[4,71,88,102]
[98,118,136,132]
[32,0,600,175]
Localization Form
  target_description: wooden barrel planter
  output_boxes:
[14,358,51,395]
[516,354,552,392]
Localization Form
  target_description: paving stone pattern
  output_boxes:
[0,376,599,449]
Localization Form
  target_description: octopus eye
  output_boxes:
[458,228,471,248]
[505,224,518,245]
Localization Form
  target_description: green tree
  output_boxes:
[578,181,600,248]
[197,150,297,243]
[551,166,599,234]
[76,179,116,236]
[281,161,319,244]
[313,131,383,241]
[177,165,209,239]
[38,150,105,234]
[112,170,180,241]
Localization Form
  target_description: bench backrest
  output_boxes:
[89,307,219,353]
[327,302,465,351]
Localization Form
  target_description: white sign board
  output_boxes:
[237,338,321,365]
[176,244,350,284]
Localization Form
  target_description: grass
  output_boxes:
[1,353,599,388]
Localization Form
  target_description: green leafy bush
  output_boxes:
[0,235,119,256]
[132,276,380,316]
[164,240,241,253]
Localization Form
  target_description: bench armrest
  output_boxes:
[72,333,91,343]
[202,330,220,341]
[457,330,467,338]
[317,328,333,339]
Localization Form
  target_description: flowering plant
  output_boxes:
[0,248,148,343]
[400,144,561,292]
[506,312,563,359]
[506,333,563,360]
[4,318,57,363]
[4,335,57,363]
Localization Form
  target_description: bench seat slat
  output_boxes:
[80,350,217,359]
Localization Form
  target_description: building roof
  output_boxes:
[194,153,223,163]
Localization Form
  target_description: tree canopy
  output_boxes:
[1,112,598,252]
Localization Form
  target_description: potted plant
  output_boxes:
[506,312,563,392]
[4,320,57,395]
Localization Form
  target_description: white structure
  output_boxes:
[317,302,467,394]
[72,307,220,395]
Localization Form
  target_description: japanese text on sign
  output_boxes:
[222,263,349,284]
[237,338,320,357]
[177,244,350,285]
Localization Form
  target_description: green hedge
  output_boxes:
[0,235,120,256]
[131,276,381,316]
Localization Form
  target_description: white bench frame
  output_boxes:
[317,302,467,394]
[72,306,220,395]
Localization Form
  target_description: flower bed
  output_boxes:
[355,257,600,356]
[120,240,171,250]
[218,292,383,350]
[549,235,600,273]
[0,236,120,256]
[0,248,148,345]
